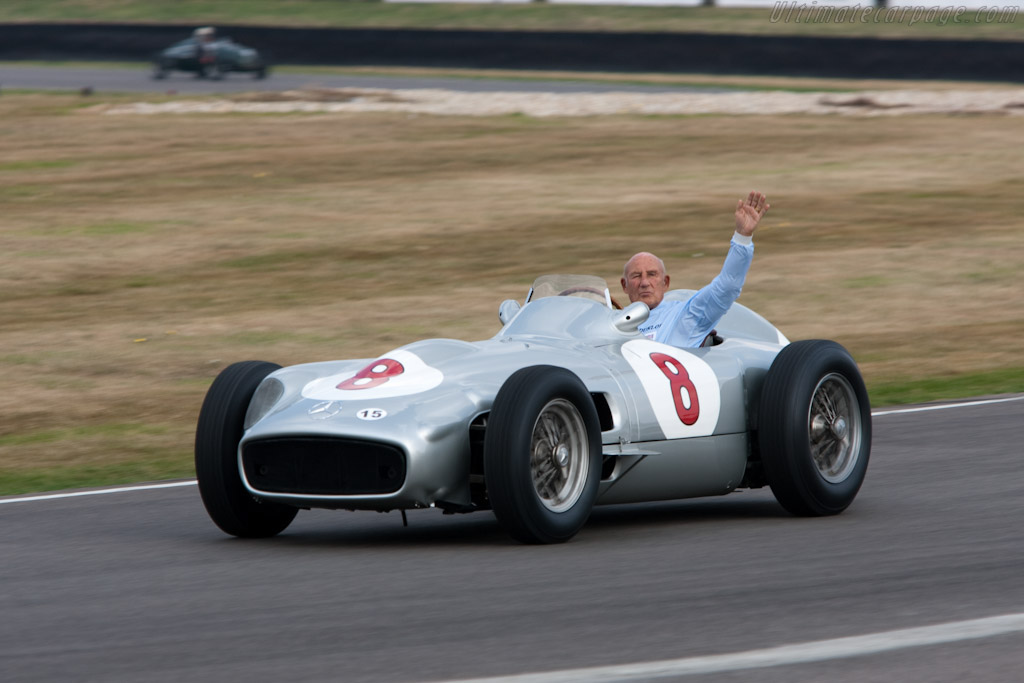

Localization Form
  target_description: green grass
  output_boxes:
[0,423,166,448]
[1,1,1022,40]
[869,368,1024,408]
[0,459,194,497]
[0,159,76,171]
[0,422,194,496]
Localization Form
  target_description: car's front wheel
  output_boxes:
[484,366,602,544]
[758,340,871,516]
[195,360,297,537]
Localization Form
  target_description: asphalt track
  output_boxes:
[2,63,1021,680]
[2,395,1023,682]
[0,63,727,95]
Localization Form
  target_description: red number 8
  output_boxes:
[337,358,404,390]
[650,352,700,426]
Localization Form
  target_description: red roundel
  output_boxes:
[337,358,405,390]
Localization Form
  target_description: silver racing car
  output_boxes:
[195,275,871,544]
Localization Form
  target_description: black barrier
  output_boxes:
[1,22,1022,82]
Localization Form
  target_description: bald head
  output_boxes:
[621,252,670,309]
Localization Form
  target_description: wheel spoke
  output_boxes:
[528,399,589,513]
[807,374,861,484]
[535,466,561,499]
[814,389,836,422]
[540,414,561,449]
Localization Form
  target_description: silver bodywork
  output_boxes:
[239,282,790,512]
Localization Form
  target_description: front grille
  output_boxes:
[242,437,406,495]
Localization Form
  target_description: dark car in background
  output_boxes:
[152,27,270,80]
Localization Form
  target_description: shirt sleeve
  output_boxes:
[662,233,754,348]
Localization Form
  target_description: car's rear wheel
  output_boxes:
[758,340,871,516]
[195,360,297,537]
[484,366,602,544]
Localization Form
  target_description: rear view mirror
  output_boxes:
[498,299,521,326]
[612,301,649,333]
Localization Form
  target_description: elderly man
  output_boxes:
[621,191,769,348]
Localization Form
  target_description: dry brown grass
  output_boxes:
[2,90,1022,491]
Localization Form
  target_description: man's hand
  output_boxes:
[735,190,770,237]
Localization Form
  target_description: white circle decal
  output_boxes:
[301,349,444,401]
[621,339,722,439]
[356,408,387,421]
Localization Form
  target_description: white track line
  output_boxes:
[2,395,1019,506]
[0,479,196,505]
[448,613,1024,683]
[872,394,1024,417]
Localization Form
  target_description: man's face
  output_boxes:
[621,253,670,309]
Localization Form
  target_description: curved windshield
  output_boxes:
[497,295,625,343]
[526,274,612,308]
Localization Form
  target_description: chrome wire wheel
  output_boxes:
[485,365,602,543]
[759,340,871,516]
[529,398,590,513]
[808,373,862,484]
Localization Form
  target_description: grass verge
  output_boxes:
[0,1,1022,41]
[869,368,1024,408]
[1,88,1022,495]
[0,459,195,497]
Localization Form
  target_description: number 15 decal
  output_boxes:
[650,352,700,425]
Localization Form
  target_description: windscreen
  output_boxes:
[527,274,611,307]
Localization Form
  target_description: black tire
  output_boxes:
[195,360,297,537]
[484,366,602,544]
[758,340,871,516]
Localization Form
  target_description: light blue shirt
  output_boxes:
[637,233,754,348]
